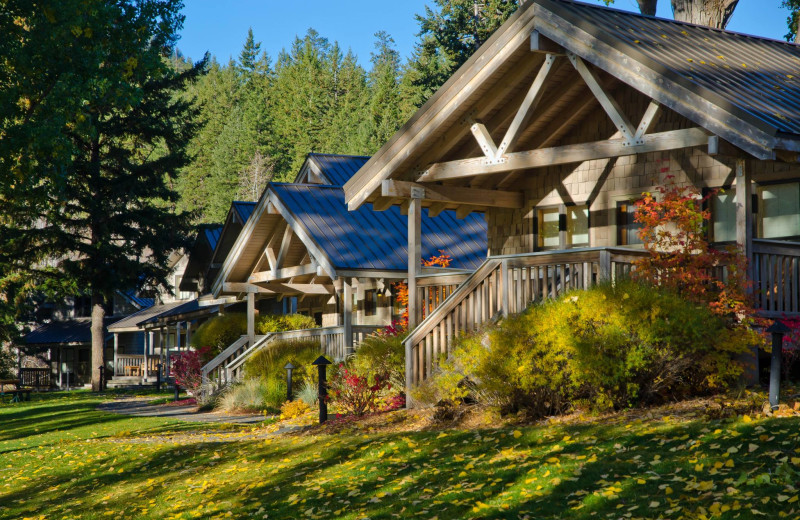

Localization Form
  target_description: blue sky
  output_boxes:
[177,1,793,67]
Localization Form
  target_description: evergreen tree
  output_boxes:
[0,0,203,390]
[365,32,402,152]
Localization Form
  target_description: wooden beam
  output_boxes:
[260,283,334,295]
[264,247,277,271]
[496,53,558,157]
[382,179,523,209]
[530,30,564,55]
[249,262,318,284]
[735,158,753,283]
[634,100,661,140]
[456,206,474,219]
[568,54,637,144]
[427,202,449,218]
[222,282,275,294]
[419,128,710,181]
[469,120,499,158]
[275,225,294,269]
[371,197,396,211]
[708,135,720,156]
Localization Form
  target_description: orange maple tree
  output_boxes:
[632,178,752,319]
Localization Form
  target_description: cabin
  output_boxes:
[202,154,487,386]
[343,0,800,392]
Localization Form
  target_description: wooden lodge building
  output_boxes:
[202,153,487,385]
[343,0,800,392]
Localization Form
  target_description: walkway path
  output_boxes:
[97,397,266,424]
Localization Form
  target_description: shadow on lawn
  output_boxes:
[4,405,800,519]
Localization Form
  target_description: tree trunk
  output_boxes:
[91,290,105,391]
[671,0,739,29]
[637,0,658,16]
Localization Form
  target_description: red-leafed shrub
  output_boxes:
[329,364,390,416]
[172,346,212,395]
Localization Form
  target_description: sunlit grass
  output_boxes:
[2,391,800,519]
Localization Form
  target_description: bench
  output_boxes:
[0,379,32,403]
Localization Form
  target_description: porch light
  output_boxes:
[766,320,791,410]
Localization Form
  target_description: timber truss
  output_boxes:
[378,32,716,216]
[223,200,331,299]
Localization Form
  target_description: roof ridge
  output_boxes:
[309,152,371,159]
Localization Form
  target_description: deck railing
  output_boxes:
[113,354,160,377]
[403,247,650,388]
[201,325,381,388]
[19,368,50,389]
[753,239,800,317]
[416,271,470,322]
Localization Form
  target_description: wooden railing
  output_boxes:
[201,325,382,388]
[19,368,50,389]
[403,247,649,388]
[113,355,160,377]
[753,239,800,318]
[417,271,470,321]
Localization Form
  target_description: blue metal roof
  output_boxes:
[122,290,155,310]
[544,0,800,136]
[272,184,486,271]
[310,154,370,186]
[232,201,257,224]
[204,226,223,251]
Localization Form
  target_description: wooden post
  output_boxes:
[112,333,118,378]
[175,322,181,353]
[247,291,256,346]
[408,190,423,329]
[501,259,510,316]
[597,249,612,282]
[343,278,353,355]
[735,158,753,280]
[142,330,148,381]
[735,158,758,385]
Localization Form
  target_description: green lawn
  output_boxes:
[2,392,800,519]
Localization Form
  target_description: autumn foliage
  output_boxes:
[632,179,752,320]
[172,346,213,395]
[392,250,453,327]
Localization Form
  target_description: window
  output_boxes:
[616,202,643,246]
[390,289,404,321]
[537,207,560,249]
[709,190,737,243]
[364,289,377,317]
[758,182,800,240]
[537,204,590,250]
[567,205,590,247]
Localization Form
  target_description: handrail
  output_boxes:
[201,335,253,379]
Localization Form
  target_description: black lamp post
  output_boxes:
[284,362,295,402]
[98,365,105,392]
[312,356,332,423]
[766,320,791,410]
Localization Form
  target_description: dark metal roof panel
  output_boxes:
[24,317,120,345]
[122,291,154,310]
[107,301,187,331]
[271,184,486,271]
[232,201,257,223]
[546,0,800,136]
[310,154,370,186]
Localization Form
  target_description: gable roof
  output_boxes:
[273,183,486,271]
[179,224,224,293]
[108,300,187,332]
[294,153,371,186]
[232,201,257,224]
[343,0,800,210]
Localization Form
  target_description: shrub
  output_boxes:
[190,314,248,354]
[418,280,758,417]
[192,313,318,356]
[243,339,321,390]
[348,323,406,390]
[172,346,212,395]
[280,399,310,420]
[328,363,390,416]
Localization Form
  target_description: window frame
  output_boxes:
[534,202,591,251]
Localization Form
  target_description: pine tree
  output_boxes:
[365,32,402,152]
[0,0,203,390]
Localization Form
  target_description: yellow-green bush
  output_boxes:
[243,339,321,392]
[418,281,758,416]
[280,399,311,420]
[349,329,406,390]
[191,313,318,355]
